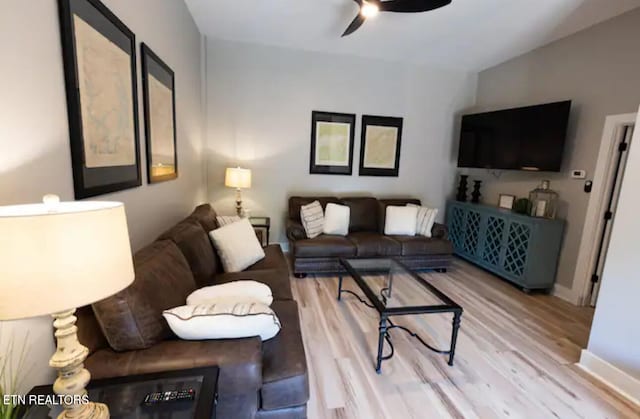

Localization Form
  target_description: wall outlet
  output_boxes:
[571,170,586,179]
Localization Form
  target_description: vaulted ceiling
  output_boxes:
[186,0,640,71]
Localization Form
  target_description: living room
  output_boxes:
[1,0,639,418]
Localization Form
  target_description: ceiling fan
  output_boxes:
[342,0,452,37]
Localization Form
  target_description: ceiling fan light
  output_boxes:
[361,1,380,18]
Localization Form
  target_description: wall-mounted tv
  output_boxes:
[457,100,571,172]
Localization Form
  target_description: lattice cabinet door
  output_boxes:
[501,221,532,279]
[448,206,466,252]
[461,209,482,257]
[480,215,506,270]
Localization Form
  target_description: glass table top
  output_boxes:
[341,258,459,312]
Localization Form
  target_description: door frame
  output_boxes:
[572,113,636,306]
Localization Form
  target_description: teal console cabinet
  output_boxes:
[446,201,565,292]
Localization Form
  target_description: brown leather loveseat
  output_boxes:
[287,196,453,276]
[77,204,309,419]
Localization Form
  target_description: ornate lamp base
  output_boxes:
[235,188,243,216]
[49,309,109,419]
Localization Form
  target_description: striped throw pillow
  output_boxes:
[300,200,324,239]
[216,215,241,227]
[408,204,439,238]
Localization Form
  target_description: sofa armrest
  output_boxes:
[86,337,262,396]
[431,222,449,240]
[287,219,307,241]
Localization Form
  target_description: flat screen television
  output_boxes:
[457,100,571,172]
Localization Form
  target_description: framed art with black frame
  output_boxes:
[58,0,141,199]
[141,43,178,183]
[309,111,356,175]
[359,115,403,177]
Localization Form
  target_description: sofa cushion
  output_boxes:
[189,203,218,232]
[85,337,263,396]
[340,197,379,232]
[288,196,340,222]
[214,270,293,301]
[261,300,309,411]
[158,219,219,288]
[293,235,357,258]
[390,235,454,256]
[92,240,197,351]
[247,244,289,273]
[347,232,402,257]
[378,198,421,233]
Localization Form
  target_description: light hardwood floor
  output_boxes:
[291,258,639,419]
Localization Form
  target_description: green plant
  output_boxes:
[0,330,29,419]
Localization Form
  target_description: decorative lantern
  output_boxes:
[529,180,558,219]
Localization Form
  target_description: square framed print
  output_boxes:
[141,43,177,183]
[499,194,516,209]
[309,111,356,175]
[58,0,141,198]
[359,115,403,177]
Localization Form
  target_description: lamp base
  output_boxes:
[50,309,110,419]
[235,188,243,217]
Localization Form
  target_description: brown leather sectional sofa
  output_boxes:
[77,204,309,419]
[287,196,453,275]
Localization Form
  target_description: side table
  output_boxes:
[26,367,219,419]
[249,217,270,246]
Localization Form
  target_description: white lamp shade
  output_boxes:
[0,200,135,320]
[225,167,252,189]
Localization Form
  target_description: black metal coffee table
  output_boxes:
[339,258,463,374]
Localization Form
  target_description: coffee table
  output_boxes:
[26,367,219,419]
[339,258,463,374]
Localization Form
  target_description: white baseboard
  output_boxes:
[552,283,580,304]
[578,349,640,405]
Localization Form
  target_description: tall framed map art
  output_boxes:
[309,111,355,175]
[58,0,141,199]
[359,115,403,177]
[141,44,178,183]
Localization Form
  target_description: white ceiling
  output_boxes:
[185,0,640,72]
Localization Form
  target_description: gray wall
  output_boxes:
[471,8,640,293]
[0,0,205,391]
[587,109,640,379]
[205,39,477,245]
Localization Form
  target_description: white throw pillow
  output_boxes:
[323,203,350,236]
[384,206,418,236]
[300,200,324,239]
[209,219,265,272]
[163,302,281,341]
[216,215,241,227]
[408,203,439,238]
[187,280,273,306]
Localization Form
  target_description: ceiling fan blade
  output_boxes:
[380,0,452,13]
[342,14,366,37]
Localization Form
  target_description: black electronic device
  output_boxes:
[143,389,196,406]
[457,101,571,172]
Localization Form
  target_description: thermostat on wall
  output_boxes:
[571,170,586,179]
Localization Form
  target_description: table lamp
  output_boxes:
[0,195,135,419]
[224,167,252,216]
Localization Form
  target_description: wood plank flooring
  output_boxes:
[291,258,639,419]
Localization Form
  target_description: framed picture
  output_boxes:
[58,0,141,199]
[499,194,516,209]
[309,111,356,175]
[141,43,177,183]
[359,115,403,177]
